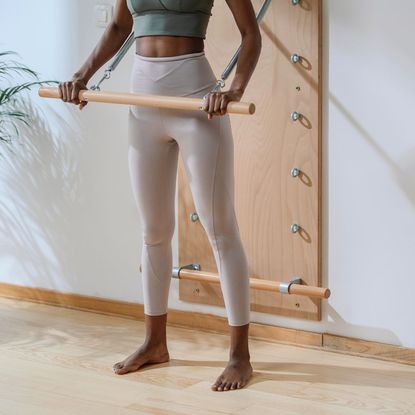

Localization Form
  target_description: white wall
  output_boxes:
[1,0,414,348]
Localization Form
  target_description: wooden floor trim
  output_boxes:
[1,282,414,366]
[322,333,415,366]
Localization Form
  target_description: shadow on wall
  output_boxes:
[261,10,415,210]
[0,94,86,292]
[322,0,415,348]
[256,0,415,346]
[324,304,406,347]
[323,0,415,209]
[327,93,415,207]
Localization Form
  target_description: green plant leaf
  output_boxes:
[0,49,60,146]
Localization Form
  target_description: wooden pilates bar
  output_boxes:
[37,86,256,115]
[171,265,331,299]
[37,1,270,115]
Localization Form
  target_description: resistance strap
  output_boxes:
[38,1,271,115]
[90,0,272,92]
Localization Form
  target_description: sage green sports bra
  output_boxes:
[126,0,214,40]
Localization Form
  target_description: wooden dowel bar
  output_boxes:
[38,86,256,115]
[177,268,330,299]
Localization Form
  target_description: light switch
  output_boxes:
[94,5,113,28]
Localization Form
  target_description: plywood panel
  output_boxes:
[179,0,322,321]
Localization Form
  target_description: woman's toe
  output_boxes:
[115,366,129,375]
[113,362,122,370]
[211,377,223,391]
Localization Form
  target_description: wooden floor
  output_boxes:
[1,297,414,415]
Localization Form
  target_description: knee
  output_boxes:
[143,222,175,247]
[202,220,240,253]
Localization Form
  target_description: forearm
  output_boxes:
[229,33,262,95]
[72,23,131,83]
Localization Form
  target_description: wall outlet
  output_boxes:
[94,5,113,28]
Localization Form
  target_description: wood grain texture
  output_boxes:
[1,297,415,415]
[2,283,415,366]
[177,268,330,298]
[0,282,321,347]
[179,0,322,320]
[323,334,415,366]
[38,86,255,114]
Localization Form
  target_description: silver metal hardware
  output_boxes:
[172,263,201,279]
[203,0,272,99]
[216,0,272,89]
[212,78,226,92]
[90,69,111,91]
[279,276,302,294]
[199,93,209,111]
[291,53,300,64]
[291,111,300,121]
[291,223,300,233]
[291,168,300,177]
[90,31,135,91]
[190,212,199,222]
[291,0,301,5]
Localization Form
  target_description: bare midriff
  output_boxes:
[135,35,204,57]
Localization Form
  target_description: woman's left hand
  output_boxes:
[202,89,244,120]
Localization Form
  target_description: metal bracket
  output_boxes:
[290,53,300,64]
[291,167,300,177]
[279,276,302,294]
[291,223,300,233]
[199,78,227,110]
[201,0,271,104]
[190,212,199,222]
[291,111,301,121]
[172,263,201,279]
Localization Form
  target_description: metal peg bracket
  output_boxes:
[279,276,302,294]
[172,263,201,279]
[291,167,300,177]
[291,53,300,64]
[291,111,301,121]
[291,223,300,233]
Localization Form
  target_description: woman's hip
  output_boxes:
[130,50,218,98]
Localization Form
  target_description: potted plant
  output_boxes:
[0,50,58,145]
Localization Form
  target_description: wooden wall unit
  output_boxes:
[178,0,322,321]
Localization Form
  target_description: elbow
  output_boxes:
[242,30,262,51]
[255,30,262,48]
[256,32,262,51]
[109,21,133,38]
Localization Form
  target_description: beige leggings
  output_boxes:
[127,51,250,326]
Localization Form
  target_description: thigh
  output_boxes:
[170,111,238,237]
[127,107,179,236]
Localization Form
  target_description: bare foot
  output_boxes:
[211,357,253,391]
[113,342,170,375]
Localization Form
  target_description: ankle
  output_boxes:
[143,338,168,350]
[229,351,250,361]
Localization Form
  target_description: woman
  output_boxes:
[59,0,262,392]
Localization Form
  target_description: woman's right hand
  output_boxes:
[58,77,89,110]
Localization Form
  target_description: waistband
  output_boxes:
[134,50,205,62]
